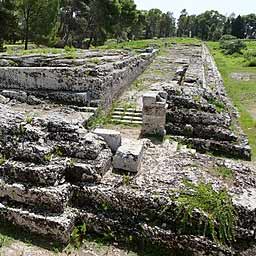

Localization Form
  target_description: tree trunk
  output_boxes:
[25,20,29,50]
[86,32,94,49]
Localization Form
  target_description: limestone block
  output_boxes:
[94,128,121,152]
[113,140,143,173]
[1,89,27,102]
[0,95,8,104]
[142,91,167,137]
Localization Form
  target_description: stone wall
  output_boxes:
[150,44,251,160]
[0,49,157,108]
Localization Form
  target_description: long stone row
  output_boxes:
[0,49,157,108]
[149,43,251,160]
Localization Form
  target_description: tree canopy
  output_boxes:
[1,0,256,50]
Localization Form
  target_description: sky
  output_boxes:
[134,0,256,18]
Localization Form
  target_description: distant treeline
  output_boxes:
[1,0,256,50]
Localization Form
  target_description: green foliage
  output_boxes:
[176,180,236,244]
[208,98,225,112]
[43,153,53,162]
[219,35,237,42]
[0,155,6,166]
[244,50,256,67]
[17,0,59,49]
[122,175,131,186]
[207,41,256,159]
[0,233,13,248]
[219,39,246,55]
[70,223,87,248]
[25,116,33,124]
[88,108,113,129]
[64,46,77,59]
[89,58,102,65]
[214,166,234,180]
[0,0,17,50]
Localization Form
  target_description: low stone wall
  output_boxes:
[0,50,157,107]
[150,43,251,160]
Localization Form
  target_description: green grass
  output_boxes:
[0,233,13,248]
[5,46,63,56]
[175,180,236,244]
[98,37,201,50]
[212,166,234,180]
[207,41,256,160]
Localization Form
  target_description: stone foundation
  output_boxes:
[0,49,157,108]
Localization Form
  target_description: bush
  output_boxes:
[175,180,236,244]
[244,50,256,67]
[219,39,246,55]
[219,34,237,42]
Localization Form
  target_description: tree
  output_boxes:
[194,11,225,41]
[223,18,232,35]
[177,9,189,37]
[243,14,256,39]
[58,0,90,47]
[0,0,16,51]
[17,0,59,50]
[84,0,120,48]
[114,0,137,42]
[159,12,176,38]
[145,8,162,38]
[130,10,147,39]
[231,15,245,39]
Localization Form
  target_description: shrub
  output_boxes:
[219,34,237,42]
[219,38,246,55]
[244,50,256,67]
[175,180,236,244]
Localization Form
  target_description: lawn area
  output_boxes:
[207,41,256,160]
[99,37,201,50]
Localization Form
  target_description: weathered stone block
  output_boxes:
[94,128,121,152]
[113,140,143,173]
[142,91,167,137]
[1,89,27,102]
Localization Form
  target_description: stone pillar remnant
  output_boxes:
[142,91,167,137]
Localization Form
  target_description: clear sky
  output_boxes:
[134,0,256,18]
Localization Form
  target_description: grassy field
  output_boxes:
[207,41,256,159]
[2,37,200,56]
[99,37,200,50]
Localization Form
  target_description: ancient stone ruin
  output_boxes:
[143,44,251,160]
[0,49,156,108]
[0,44,255,255]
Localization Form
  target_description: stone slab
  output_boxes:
[94,128,121,153]
[113,140,144,173]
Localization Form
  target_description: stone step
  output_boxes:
[10,142,55,164]
[0,180,71,213]
[114,108,142,113]
[112,111,142,117]
[0,161,66,186]
[111,119,142,125]
[0,201,76,244]
[71,106,98,113]
[111,115,143,122]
